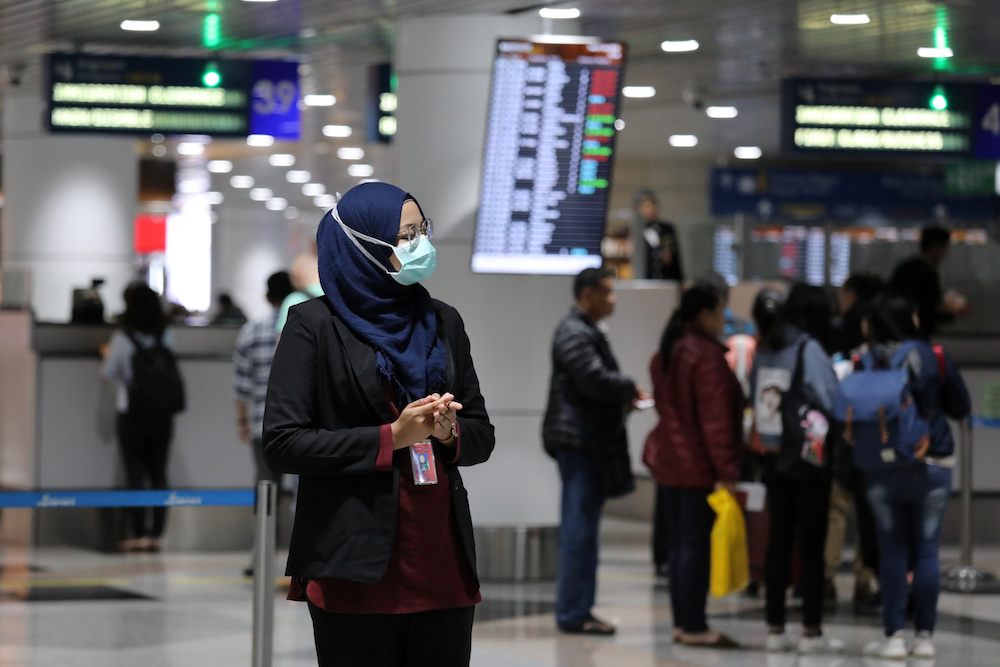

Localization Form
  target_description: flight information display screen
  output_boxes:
[472,39,626,275]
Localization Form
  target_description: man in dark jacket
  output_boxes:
[888,225,967,340]
[542,267,647,635]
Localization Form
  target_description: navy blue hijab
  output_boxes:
[316,182,447,403]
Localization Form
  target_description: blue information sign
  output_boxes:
[250,60,301,140]
[46,53,300,139]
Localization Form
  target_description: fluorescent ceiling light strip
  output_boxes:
[348,164,375,178]
[269,153,296,167]
[230,175,254,188]
[539,8,580,19]
[247,134,275,147]
[286,170,311,183]
[121,20,159,31]
[250,188,272,201]
[323,125,353,138]
[830,14,870,25]
[669,134,698,147]
[207,160,233,173]
[734,146,762,159]
[304,94,336,106]
[706,106,738,118]
[661,39,699,52]
[337,147,365,160]
[622,86,656,98]
[918,47,953,58]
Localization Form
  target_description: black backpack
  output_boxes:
[125,331,186,417]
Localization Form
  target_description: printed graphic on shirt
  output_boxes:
[754,367,791,436]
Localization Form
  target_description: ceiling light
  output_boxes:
[120,20,160,31]
[315,194,336,208]
[706,106,738,118]
[177,179,207,194]
[268,153,296,167]
[151,145,167,157]
[302,183,326,197]
[337,147,365,160]
[622,86,656,98]
[529,34,599,45]
[918,47,953,58]
[230,175,254,189]
[539,8,580,19]
[151,133,165,143]
[206,192,224,205]
[208,160,233,173]
[348,164,375,178]
[304,94,337,107]
[284,206,300,220]
[661,40,699,53]
[265,197,288,211]
[286,170,311,183]
[614,119,625,130]
[830,14,870,25]
[734,146,762,159]
[247,134,275,147]
[176,142,205,156]
[668,134,698,147]
[249,188,272,201]
[323,125,353,138]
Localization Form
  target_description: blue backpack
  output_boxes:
[832,342,929,471]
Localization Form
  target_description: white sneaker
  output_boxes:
[863,633,907,660]
[798,634,845,654]
[911,631,935,659]
[766,632,796,652]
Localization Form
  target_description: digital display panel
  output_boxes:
[472,39,626,275]
[46,53,299,139]
[782,78,1000,159]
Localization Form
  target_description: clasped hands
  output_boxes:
[390,392,463,451]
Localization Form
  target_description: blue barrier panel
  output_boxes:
[0,489,256,508]
[970,416,1000,429]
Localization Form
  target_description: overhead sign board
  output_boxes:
[46,53,300,139]
[782,78,1000,159]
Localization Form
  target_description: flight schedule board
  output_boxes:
[782,77,1000,159]
[472,39,626,275]
[46,53,300,139]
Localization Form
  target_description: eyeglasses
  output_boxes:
[397,219,433,248]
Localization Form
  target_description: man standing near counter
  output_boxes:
[233,270,294,576]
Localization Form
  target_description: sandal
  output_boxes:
[678,630,740,648]
[558,616,617,635]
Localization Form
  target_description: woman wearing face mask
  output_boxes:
[264,182,495,667]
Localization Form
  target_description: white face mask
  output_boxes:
[333,205,437,285]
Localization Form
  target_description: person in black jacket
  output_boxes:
[542,267,648,635]
[264,183,494,667]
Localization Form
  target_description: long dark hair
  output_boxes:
[659,284,721,370]
[763,283,831,351]
[865,290,919,345]
[121,284,167,337]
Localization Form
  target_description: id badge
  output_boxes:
[410,440,438,485]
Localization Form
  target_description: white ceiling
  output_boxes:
[1,0,998,214]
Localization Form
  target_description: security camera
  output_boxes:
[682,88,704,110]
[3,61,25,87]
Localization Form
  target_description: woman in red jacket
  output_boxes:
[643,283,744,648]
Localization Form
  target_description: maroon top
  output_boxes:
[288,414,481,613]
[643,324,744,489]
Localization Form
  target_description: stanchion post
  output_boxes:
[252,480,277,667]
[942,418,999,593]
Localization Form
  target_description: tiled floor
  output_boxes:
[1,517,999,666]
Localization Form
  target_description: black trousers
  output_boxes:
[117,412,173,538]
[765,468,831,629]
[652,483,670,569]
[308,602,475,667]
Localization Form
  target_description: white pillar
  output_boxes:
[1,90,138,321]
[397,14,581,525]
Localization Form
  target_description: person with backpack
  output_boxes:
[749,283,844,654]
[836,292,971,659]
[100,283,185,552]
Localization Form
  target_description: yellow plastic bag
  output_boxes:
[707,487,750,598]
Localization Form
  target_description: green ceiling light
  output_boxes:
[203,12,222,49]
[930,85,948,110]
[203,61,221,87]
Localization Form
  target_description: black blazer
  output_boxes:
[263,297,494,583]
